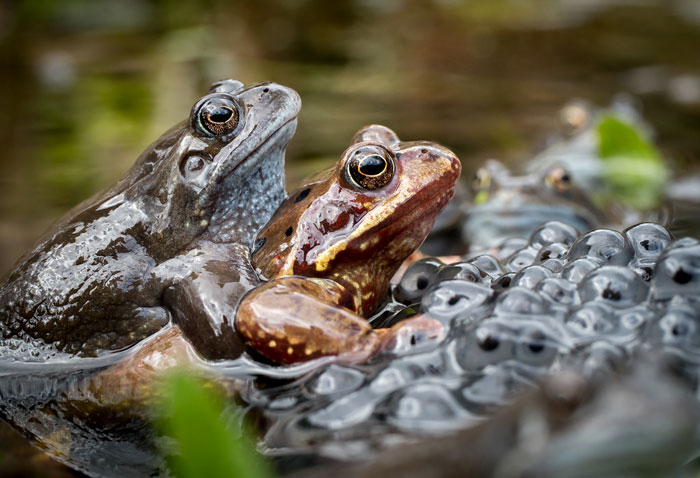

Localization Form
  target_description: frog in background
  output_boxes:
[431,97,671,254]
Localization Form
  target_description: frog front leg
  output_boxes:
[236,277,445,364]
[156,241,255,360]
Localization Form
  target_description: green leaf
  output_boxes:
[597,114,669,210]
[156,372,273,478]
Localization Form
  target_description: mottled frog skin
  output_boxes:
[237,125,461,364]
[0,80,301,360]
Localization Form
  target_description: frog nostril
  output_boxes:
[421,148,428,154]
[263,87,270,93]
[294,188,311,203]
[285,226,293,236]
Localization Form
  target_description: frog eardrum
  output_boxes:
[193,93,242,137]
[345,144,395,190]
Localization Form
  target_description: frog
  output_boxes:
[462,159,616,252]
[0,79,301,361]
[236,124,461,364]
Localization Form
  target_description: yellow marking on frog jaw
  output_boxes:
[305,347,313,356]
[287,347,294,355]
[200,219,208,227]
[313,162,443,272]
[257,330,265,338]
[269,340,277,348]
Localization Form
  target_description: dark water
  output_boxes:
[2,1,700,476]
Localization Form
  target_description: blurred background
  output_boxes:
[1,0,700,273]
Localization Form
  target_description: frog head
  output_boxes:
[102,80,301,259]
[253,125,461,314]
[464,159,611,250]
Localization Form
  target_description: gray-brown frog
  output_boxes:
[0,80,301,361]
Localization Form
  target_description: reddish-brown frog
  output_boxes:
[237,124,461,364]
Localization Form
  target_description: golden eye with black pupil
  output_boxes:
[546,167,571,193]
[472,168,491,191]
[345,145,395,190]
[193,94,240,137]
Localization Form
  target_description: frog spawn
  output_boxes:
[244,221,700,464]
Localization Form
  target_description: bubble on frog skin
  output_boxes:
[579,266,650,309]
[536,277,579,306]
[512,265,554,289]
[651,238,700,301]
[529,221,580,249]
[505,247,537,273]
[567,229,633,266]
[624,222,673,260]
[434,262,488,285]
[494,287,549,315]
[561,258,600,283]
[421,280,494,322]
[394,257,444,304]
[535,242,569,264]
[387,384,475,432]
[469,254,505,278]
[496,237,530,260]
[305,364,365,397]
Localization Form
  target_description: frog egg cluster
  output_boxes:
[249,221,700,460]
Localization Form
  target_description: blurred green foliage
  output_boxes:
[156,372,272,478]
[597,115,669,210]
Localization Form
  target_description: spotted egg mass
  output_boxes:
[241,221,700,464]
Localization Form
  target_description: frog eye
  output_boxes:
[472,168,491,191]
[345,145,395,190]
[545,167,571,193]
[193,94,241,137]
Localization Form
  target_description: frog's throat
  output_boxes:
[195,117,298,219]
[198,119,298,245]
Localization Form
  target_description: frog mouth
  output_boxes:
[378,182,458,243]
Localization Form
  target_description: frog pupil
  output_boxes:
[359,155,386,176]
[209,106,233,123]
